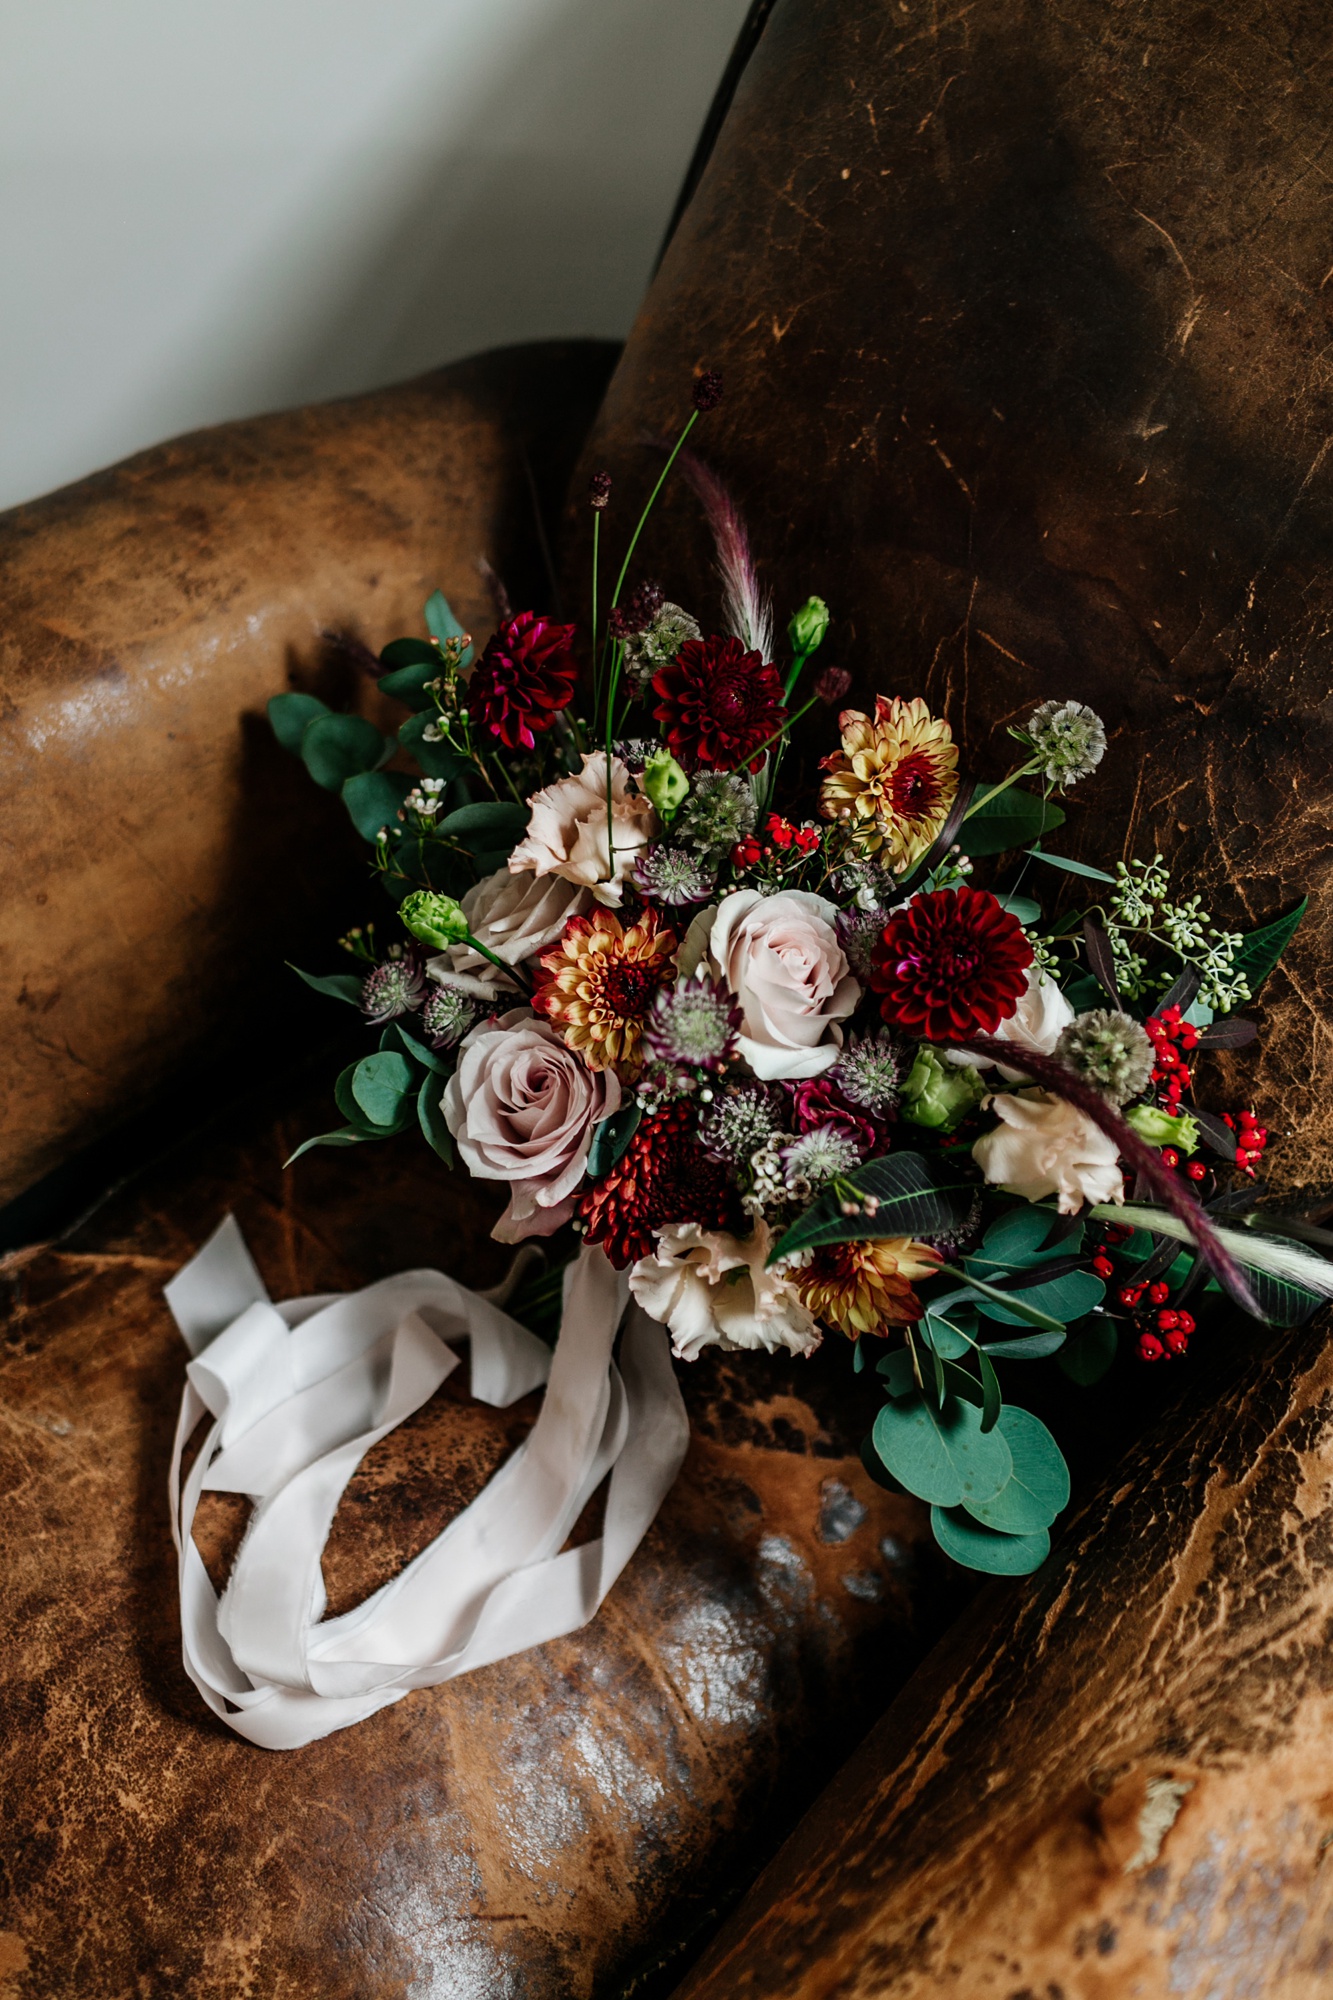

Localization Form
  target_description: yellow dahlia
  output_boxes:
[535,906,677,1072]
[793,1236,941,1339]
[818,695,958,870]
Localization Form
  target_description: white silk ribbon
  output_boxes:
[164,1217,688,1750]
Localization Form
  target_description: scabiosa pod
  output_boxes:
[675,769,758,856]
[1020,699,1107,786]
[1056,1008,1156,1104]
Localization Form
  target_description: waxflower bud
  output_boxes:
[788,595,830,657]
[640,749,689,820]
[900,1045,986,1131]
[399,890,470,950]
[1125,1102,1201,1155]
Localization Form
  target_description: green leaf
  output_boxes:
[956,788,1065,858]
[1060,973,1103,1013]
[980,1328,1067,1359]
[268,691,329,753]
[937,1265,1065,1332]
[300,712,388,792]
[977,1205,1073,1264]
[876,1347,918,1397]
[1058,1316,1118,1385]
[380,637,442,671]
[1232,897,1307,1000]
[930,1505,1051,1575]
[871,1393,1012,1508]
[964,1406,1069,1532]
[424,588,473,664]
[439,801,529,846]
[351,1051,416,1128]
[417,1071,455,1165]
[977,1347,1002,1432]
[770,1154,980,1263]
[387,1021,449,1073]
[859,1433,901,1492]
[994,893,1042,924]
[378,660,442,711]
[587,1101,643,1181]
[342,769,413,842]
[966,1265,1103,1327]
[1023,848,1117,884]
[285,1125,378,1166]
[287,962,363,1007]
[1236,1261,1326,1327]
[919,1310,974,1359]
[397,710,466,779]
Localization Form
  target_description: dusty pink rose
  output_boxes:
[508,752,658,906]
[695,888,860,1080]
[430,867,592,993]
[442,1008,621,1241]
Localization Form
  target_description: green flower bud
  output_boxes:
[788,595,830,658]
[641,750,689,821]
[1125,1102,1200,1155]
[399,890,469,950]
[900,1046,986,1131]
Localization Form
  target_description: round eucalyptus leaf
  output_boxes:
[301,712,387,791]
[267,691,329,753]
[351,1051,416,1127]
[931,1505,1051,1575]
[963,1405,1069,1532]
[872,1393,1012,1509]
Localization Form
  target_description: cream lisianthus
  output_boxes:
[628,1219,820,1361]
[508,753,658,906]
[947,968,1075,1083]
[972,1089,1124,1215]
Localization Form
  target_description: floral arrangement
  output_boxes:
[269,371,1330,1578]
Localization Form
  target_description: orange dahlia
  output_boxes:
[793,1237,941,1338]
[818,696,958,870]
[534,906,678,1072]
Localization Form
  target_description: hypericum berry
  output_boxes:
[1186,1160,1208,1181]
[1138,1332,1166,1361]
[1164,1328,1190,1356]
[1119,1283,1146,1307]
[1148,1281,1170,1305]
[1156,1309,1179,1330]
[1161,1147,1180,1170]
[1175,1310,1196,1335]
[1092,1254,1114,1279]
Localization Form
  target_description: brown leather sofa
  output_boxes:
[6,0,1333,1994]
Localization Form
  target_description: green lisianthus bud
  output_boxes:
[900,1046,986,1131]
[400,890,469,950]
[1125,1102,1200,1155]
[641,750,689,821]
[788,595,830,657]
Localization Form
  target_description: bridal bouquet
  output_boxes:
[269,371,1329,1579]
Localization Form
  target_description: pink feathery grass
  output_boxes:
[944,1035,1262,1317]
[678,450,774,662]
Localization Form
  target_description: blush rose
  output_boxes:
[691,888,860,1080]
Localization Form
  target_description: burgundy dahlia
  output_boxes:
[652,635,787,773]
[871,886,1033,1042]
[467,611,578,752]
[786,1076,879,1157]
[579,1101,731,1268]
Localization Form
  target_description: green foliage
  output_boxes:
[284,1126,377,1165]
[342,770,412,841]
[956,787,1065,858]
[300,712,390,792]
[268,691,329,752]
[397,710,466,779]
[995,893,1042,924]
[1232,897,1307,1000]
[930,1506,1051,1575]
[963,1406,1069,1532]
[1058,1316,1118,1384]
[871,1393,1012,1508]
[439,801,529,847]
[1023,848,1116,884]
[351,1051,417,1127]
[424,588,473,663]
[417,1071,455,1165]
[587,1101,643,1180]
[287,962,363,1007]
[769,1154,978,1263]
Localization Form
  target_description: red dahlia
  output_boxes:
[870,887,1033,1042]
[652,636,787,772]
[579,1101,731,1269]
[468,611,578,751]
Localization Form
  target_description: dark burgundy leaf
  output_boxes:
[1082,919,1122,1006]
[1196,1017,1259,1048]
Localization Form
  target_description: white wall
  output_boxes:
[0,0,750,511]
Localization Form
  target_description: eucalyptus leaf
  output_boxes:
[397,709,466,779]
[342,769,413,842]
[390,1022,449,1073]
[919,1310,973,1359]
[995,893,1042,923]
[964,1405,1069,1532]
[300,712,387,792]
[1058,1315,1118,1385]
[587,1101,643,1180]
[379,637,442,671]
[417,1071,455,1165]
[423,588,473,664]
[1022,848,1117,884]
[977,1347,1002,1432]
[930,1505,1051,1575]
[439,800,529,844]
[351,1051,416,1128]
[859,1434,901,1493]
[267,691,329,753]
[980,1328,1068,1359]
[285,1126,378,1165]
[937,1265,1065,1332]
[876,1348,918,1398]
[871,1393,1012,1508]
[955,787,1065,858]
[965,1264,1102,1326]
[288,963,363,1007]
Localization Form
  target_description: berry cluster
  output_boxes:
[731,814,821,871]
[1144,1004,1198,1111]
[1220,1108,1268,1176]
[1116,1278,1197,1360]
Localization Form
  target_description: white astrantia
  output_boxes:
[629,1219,820,1361]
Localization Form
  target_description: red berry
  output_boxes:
[1138,1332,1166,1361]
[1161,1148,1180,1170]
[1164,1329,1190,1356]
[1186,1161,1207,1182]
[1156,1309,1179,1330]
[1148,1282,1170,1305]
[1175,1311,1195,1335]
[1092,1254,1114,1278]
[1118,1284,1146,1307]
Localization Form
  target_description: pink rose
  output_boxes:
[430,867,592,993]
[442,1008,621,1242]
[508,752,658,906]
[696,889,860,1080]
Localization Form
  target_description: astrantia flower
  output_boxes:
[467,610,578,752]
[793,1237,941,1338]
[420,981,480,1049]
[579,1100,731,1268]
[643,969,740,1071]
[819,696,958,870]
[699,1082,787,1166]
[535,907,677,1072]
[360,955,427,1022]
[675,769,757,856]
[781,1124,864,1194]
[1056,1009,1156,1104]
[1023,699,1106,787]
[653,635,787,773]
[832,1031,907,1114]
[634,845,714,907]
[836,902,893,982]
[871,886,1033,1042]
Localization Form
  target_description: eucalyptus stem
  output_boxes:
[961,758,1040,821]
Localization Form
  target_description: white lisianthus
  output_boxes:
[972,1089,1124,1215]
[508,753,658,905]
[629,1219,820,1361]
[947,968,1074,1083]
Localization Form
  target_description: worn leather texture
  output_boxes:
[0,339,616,1214]
[0,1070,964,2000]
[576,0,1333,1192]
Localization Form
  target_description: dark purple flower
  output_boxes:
[692,369,724,414]
[786,1076,878,1157]
[588,470,612,510]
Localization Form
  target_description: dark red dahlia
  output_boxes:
[468,611,578,752]
[786,1076,879,1156]
[871,886,1033,1042]
[579,1101,731,1269]
[652,636,787,773]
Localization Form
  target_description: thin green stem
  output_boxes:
[609,409,699,610]
[463,930,531,993]
[961,758,1040,821]
[734,692,821,775]
[590,509,601,718]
